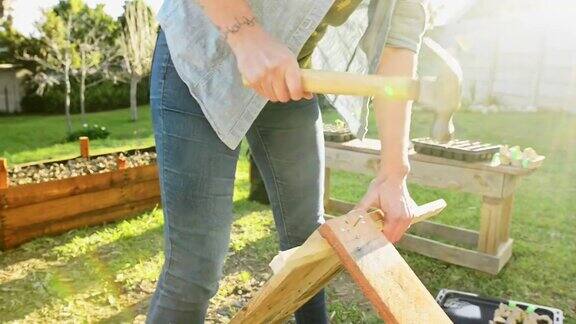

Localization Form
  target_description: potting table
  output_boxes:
[324,139,542,274]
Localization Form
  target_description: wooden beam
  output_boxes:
[326,198,480,247]
[13,145,155,169]
[233,201,446,323]
[272,200,446,273]
[231,231,343,323]
[0,164,158,209]
[1,179,160,230]
[498,195,515,244]
[409,221,479,248]
[478,196,505,254]
[326,139,536,176]
[0,158,8,189]
[323,168,331,208]
[325,198,355,215]
[79,136,90,158]
[117,155,127,170]
[319,209,451,323]
[325,146,508,197]
[2,197,159,249]
[397,234,513,275]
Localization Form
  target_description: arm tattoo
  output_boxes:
[220,16,257,40]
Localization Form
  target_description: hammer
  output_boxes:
[245,37,462,142]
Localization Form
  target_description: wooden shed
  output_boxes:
[0,64,22,113]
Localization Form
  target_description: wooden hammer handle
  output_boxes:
[243,69,420,100]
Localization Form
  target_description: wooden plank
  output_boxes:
[325,199,502,272]
[325,198,355,215]
[324,199,479,247]
[326,139,537,176]
[1,179,160,229]
[1,197,160,249]
[117,155,127,170]
[397,234,509,275]
[13,145,156,169]
[477,196,507,254]
[501,174,521,198]
[409,159,507,198]
[319,211,451,324]
[0,164,158,208]
[498,195,515,244]
[234,201,446,323]
[231,231,343,324]
[326,146,506,197]
[272,200,446,273]
[79,137,90,158]
[325,147,380,175]
[409,221,479,247]
[323,168,331,208]
[0,158,7,189]
[495,239,514,272]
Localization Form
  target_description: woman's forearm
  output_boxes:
[196,0,262,48]
[373,46,417,180]
[195,0,308,102]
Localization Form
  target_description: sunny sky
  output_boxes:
[10,0,473,36]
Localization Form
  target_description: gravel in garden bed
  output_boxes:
[7,151,157,186]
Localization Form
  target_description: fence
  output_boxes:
[432,9,576,112]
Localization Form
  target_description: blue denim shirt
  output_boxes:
[157,0,427,149]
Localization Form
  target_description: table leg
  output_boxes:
[324,168,331,211]
[478,194,515,254]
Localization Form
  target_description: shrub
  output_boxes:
[65,124,110,142]
[21,77,150,115]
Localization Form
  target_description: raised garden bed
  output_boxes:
[0,138,161,250]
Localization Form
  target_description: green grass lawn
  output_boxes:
[0,107,574,323]
[0,107,155,164]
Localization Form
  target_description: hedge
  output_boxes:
[21,77,150,114]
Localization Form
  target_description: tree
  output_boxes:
[0,18,42,70]
[21,2,83,133]
[71,3,119,121]
[118,0,157,121]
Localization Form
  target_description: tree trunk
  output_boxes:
[64,17,73,133]
[130,75,140,121]
[80,68,86,123]
[64,61,73,133]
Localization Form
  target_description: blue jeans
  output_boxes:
[147,31,328,324]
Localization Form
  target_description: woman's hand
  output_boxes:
[195,0,310,102]
[355,175,416,243]
[228,27,312,102]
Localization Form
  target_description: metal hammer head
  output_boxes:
[417,37,463,143]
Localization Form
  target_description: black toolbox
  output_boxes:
[436,289,564,324]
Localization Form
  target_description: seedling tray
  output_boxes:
[323,123,354,143]
[413,138,500,162]
[435,289,563,324]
